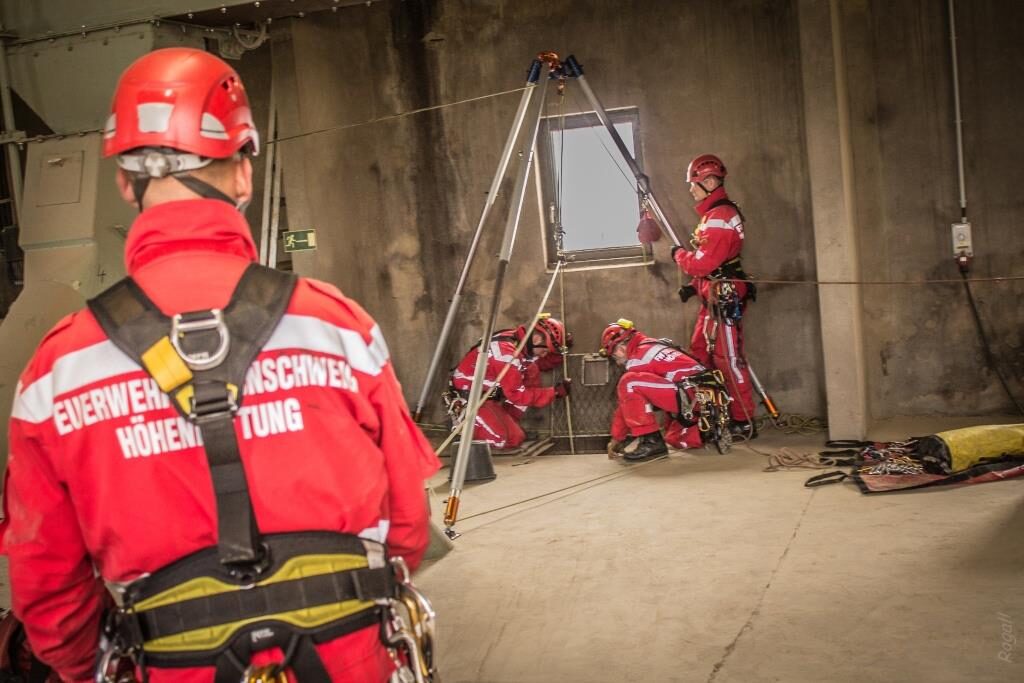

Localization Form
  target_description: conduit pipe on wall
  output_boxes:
[948,0,967,221]
[259,73,277,266]
[0,29,23,224]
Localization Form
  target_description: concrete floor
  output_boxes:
[417,422,1024,683]
[0,420,1019,681]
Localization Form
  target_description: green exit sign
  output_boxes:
[282,229,317,253]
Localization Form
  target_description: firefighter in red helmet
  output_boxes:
[672,154,757,438]
[600,320,711,461]
[1,48,440,682]
[448,315,571,450]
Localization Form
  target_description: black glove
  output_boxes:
[678,284,697,303]
[671,245,687,260]
[554,378,572,399]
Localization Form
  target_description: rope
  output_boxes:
[414,423,452,433]
[756,413,828,436]
[558,263,576,454]
[723,275,1024,286]
[268,86,531,145]
[552,87,576,454]
[459,453,669,524]
[762,447,842,472]
[11,84,534,149]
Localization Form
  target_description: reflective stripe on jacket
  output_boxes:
[673,186,748,301]
[1,198,440,682]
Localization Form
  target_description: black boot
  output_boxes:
[729,420,757,440]
[624,431,668,461]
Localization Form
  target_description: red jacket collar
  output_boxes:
[124,199,257,276]
[625,332,653,358]
[695,185,730,216]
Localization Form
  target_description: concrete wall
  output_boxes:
[274,0,827,423]
[6,0,1017,433]
[844,0,1024,418]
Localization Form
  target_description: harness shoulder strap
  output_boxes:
[87,263,299,567]
[708,197,745,223]
[459,331,520,362]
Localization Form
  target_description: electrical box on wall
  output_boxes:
[951,222,973,257]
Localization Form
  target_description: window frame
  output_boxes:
[535,106,652,272]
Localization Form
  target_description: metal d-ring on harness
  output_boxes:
[86,264,438,683]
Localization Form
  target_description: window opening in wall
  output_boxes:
[537,106,649,270]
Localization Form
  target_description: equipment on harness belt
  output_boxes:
[675,369,733,454]
[87,264,437,683]
[712,281,743,323]
[707,256,757,304]
[442,386,469,426]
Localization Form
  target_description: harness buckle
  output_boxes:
[225,542,273,586]
[171,309,231,371]
[188,381,239,422]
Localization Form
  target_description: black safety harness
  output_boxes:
[87,264,399,682]
[693,198,758,305]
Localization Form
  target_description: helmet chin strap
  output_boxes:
[130,172,240,212]
[131,176,151,212]
[173,173,239,208]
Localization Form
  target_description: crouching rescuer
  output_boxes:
[0,48,441,683]
[445,315,571,450]
[601,320,733,461]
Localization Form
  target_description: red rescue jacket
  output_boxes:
[621,333,707,382]
[450,327,555,408]
[1,199,440,682]
[673,186,748,301]
[610,334,706,441]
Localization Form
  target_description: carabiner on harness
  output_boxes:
[242,664,289,683]
[380,557,439,683]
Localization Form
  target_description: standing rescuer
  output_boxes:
[0,48,440,682]
[672,154,757,438]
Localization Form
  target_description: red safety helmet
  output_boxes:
[532,315,567,355]
[687,154,727,186]
[600,319,637,357]
[104,47,259,177]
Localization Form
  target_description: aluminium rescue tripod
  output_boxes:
[439,53,558,537]
[420,53,781,536]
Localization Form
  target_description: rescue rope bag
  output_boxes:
[86,265,434,682]
[917,423,1024,474]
